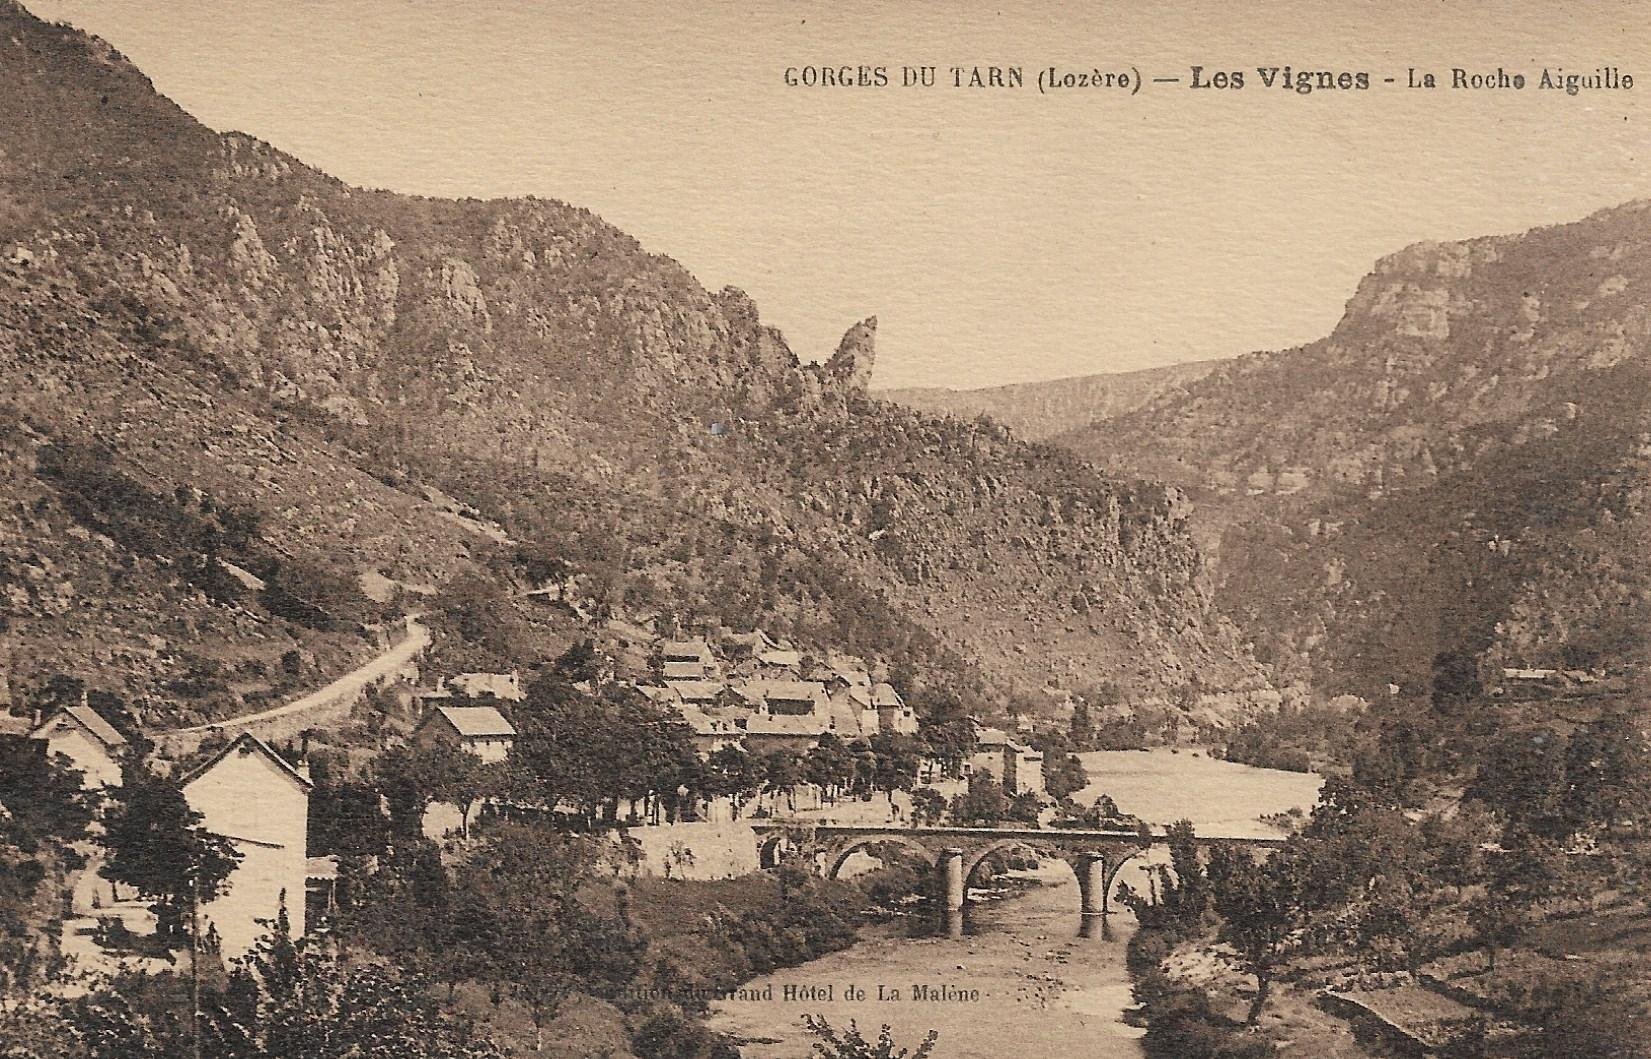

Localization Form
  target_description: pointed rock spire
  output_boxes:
[824,315,877,393]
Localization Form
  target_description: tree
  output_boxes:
[1206,842,1304,1024]
[762,749,804,812]
[98,763,241,945]
[805,734,856,803]
[1042,748,1088,802]
[909,787,946,827]
[1131,819,1210,935]
[1563,712,1650,833]
[550,638,604,685]
[703,745,765,818]
[1475,828,1571,971]
[948,774,1008,826]
[457,827,644,1051]
[514,543,571,589]
[1466,727,1573,841]
[0,738,95,847]
[307,778,392,859]
[512,676,699,826]
[1068,699,1093,750]
[1430,648,1483,716]
[193,906,507,1059]
[801,1016,938,1059]
[867,734,921,805]
[915,714,974,780]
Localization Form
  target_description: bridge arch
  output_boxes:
[960,838,1057,891]
[961,838,1149,916]
[758,833,788,869]
[823,835,936,880]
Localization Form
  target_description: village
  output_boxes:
[0,621,1054,981]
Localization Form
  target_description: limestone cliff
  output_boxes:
[1061,203,1651,697]
[0,0,1260,716]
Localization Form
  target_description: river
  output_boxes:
[707,748,1323,1058]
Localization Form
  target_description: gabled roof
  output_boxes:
[745,713,830,738]
[638,685,682,703]
[667,680,725,704]
[180,732,313,792]
[974,726,1019,748]
[871,682,904,708]
[661,639,712,661]
[662,660,707,680]
[830,666,872,687]
[678,704,742,737]
[748,680,827,703]
[758,649,802,668]
[425,705,517,739]
[34,705,127,750]
[726,630,778,651]
[827,699,870,737]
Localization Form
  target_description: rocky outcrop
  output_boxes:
[822,316,878,394]
[1058,202,1651,697]
[0,0,1260,709]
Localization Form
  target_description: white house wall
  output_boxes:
[183,747,309,959]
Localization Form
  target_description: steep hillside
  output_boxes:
[1061,203,1651,697]
[0,2,1261,721]
[878,359,1223,440]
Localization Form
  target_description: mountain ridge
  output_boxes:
[1057,200,1651,697]
[0,1,1262,725]
[878,358,1226,440]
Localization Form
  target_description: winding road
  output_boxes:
[162,615,430,736]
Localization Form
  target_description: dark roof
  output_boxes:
[34,705,127,749]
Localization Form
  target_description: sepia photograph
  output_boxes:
[0,1,1647,1056]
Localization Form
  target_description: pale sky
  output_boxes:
[27,1,1651,389]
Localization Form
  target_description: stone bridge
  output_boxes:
[751,822,1286,916]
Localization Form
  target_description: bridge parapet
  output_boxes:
[752,820,1287,916]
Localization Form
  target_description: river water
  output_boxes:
[707,749,1322,1058]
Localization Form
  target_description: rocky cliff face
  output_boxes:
[1061,203,1651,697]
[0,2,1258,715]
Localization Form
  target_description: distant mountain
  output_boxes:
[0,1,1263,724]
[1058,203,1651,698]
[878,360,1224,440]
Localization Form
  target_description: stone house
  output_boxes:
[662,660,709,682]
[966,726,1045,796]
[31,705,126,790]
[753,649,803,678]
[871,682,919,736]
[181,734,312,960]
[660,639,717,680]
[413,705,517,764]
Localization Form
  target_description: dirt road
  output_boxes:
[162,615,429,736]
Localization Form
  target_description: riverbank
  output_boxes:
[708,862,1147,1058]
[702,749,1329,1056]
